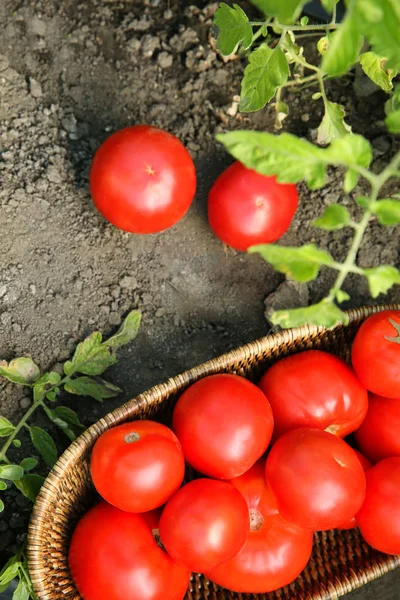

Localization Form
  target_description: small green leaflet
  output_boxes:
[0,357,40,385]
[30,426,57,468]
[300,16,309,26]
[360,52,396,92]
[270,299,348,329]
[369,199,400,225]
[14,474,45,503]
[0,557,21,587]
[0,481,7,490]
[240,46,289,113]
[213,3,252,56]
[249,0,308,24]
[13,580,29,600]
[54,406,84,428]
[0,416,15,437]
[335,289,351,303]
[33,371,62,403]
[64,377,121,402]
[322,0,363,77]
[385,85,400,114]
[107,310,141,350]
[66,332,117,376]
[12,440,21,448]
[321,0,339,12]
[323,134,372,169]
[20,457,38,472]
[317,101,352,145]
[385,111,400,134]
[313,205,351,230]
[344,169,360,193]
[364,266,400,297]
[0,464,24,481]
[358,0,400,71]
[249,243,334,282]
[0,499,3,513]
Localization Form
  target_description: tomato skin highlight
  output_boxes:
[159,478,249,573]
[90,125,196,234]
[266,428,367,531]
[356,457,400,555]
[352,310,400,398]
[207,459,313,593]
[208,161,298,251]
[68,502,190,600]
[355,393,400,463]
[259,350,368,441]
[90,421,185,513]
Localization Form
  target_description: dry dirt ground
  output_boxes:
[0,0,399,598]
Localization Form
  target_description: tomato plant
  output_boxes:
[69,502,190,600]
[90,420,185,513]
[356,457,400,555]
[352,310,400,399]
[259,350,368,440]
[338,450,372,530]
[172,373,273,479]
[159,478,249,573]
[208,161,298,251]
[207,459,313,593]
[90,125,196,234]
[355,393,400,464]
[266,428,366,531]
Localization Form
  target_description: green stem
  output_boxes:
[248,20,339,32]
[251,25,265,44]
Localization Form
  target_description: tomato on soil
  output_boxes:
[90,420,185,513]
[259,350,368,441]
[265,428,366,531]
[69,502,190,600]
[355,393,400,463]
[90,125,196,234]
[159,478,249,573]
[207,161,298,251]
[207,459,313,593]
[352,310,400,398]
[172,373,274,479]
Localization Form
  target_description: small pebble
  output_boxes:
[155,307,166,318]
[20,397,31,409]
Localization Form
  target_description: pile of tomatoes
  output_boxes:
[68,309,400,600]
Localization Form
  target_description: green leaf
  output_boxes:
[46,406,84,441]
[322,0,363,77]
[0,416,15,437]
[20,457,38,472]
[358,0,400,71]
[69,332,116,376]
[344,168,359,192]
[0,464,24,481]
[369,199,400,224]
[249,243,334,282]
[364,265,400,298]
[33,371,62,403]
[385,85,400,115]
[335,289,351,303]
[317,101,352,145]
[216,130,327,188]
[0,481,7,490]
[360,52,396,92]
[30,426,57,468]
[270,299,348,328]
[300,16,309,26]
[321,0,339,12]
[0,557,21,586]
[14,474,45,503]
[0,499,3,513]
[385,111,400,134]
[54,406,84,428]
[250,0,308,23]
[213,3,253,55]
[64,377,121,402]
[13,580,29,600]
[239,45,289,113]
[106,310,141,350]
[0,357,40,385]
[313,205,351,230]
[12,440,21,448]
[324,134,372,169]
[35,371,61,386]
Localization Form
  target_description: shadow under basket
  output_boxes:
[27,304,400,600]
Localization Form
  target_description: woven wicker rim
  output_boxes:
[27,304,400,599]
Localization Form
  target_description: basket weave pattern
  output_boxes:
[27,305,400,600]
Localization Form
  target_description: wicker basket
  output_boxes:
[27,304,400,600]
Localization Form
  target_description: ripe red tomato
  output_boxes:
[90,421,185,512]
[172,374,274,479]
[90,125,196,233]
[355,393,400,464]
[259,350,368,441]
[207,459,313,593]
[265,428,366,531]
[208,161,298,251]
[352,310,400,398]
[337,450,372,530]
[356,457,400,554]
[69,502,190,600]
[159,478,249,573]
